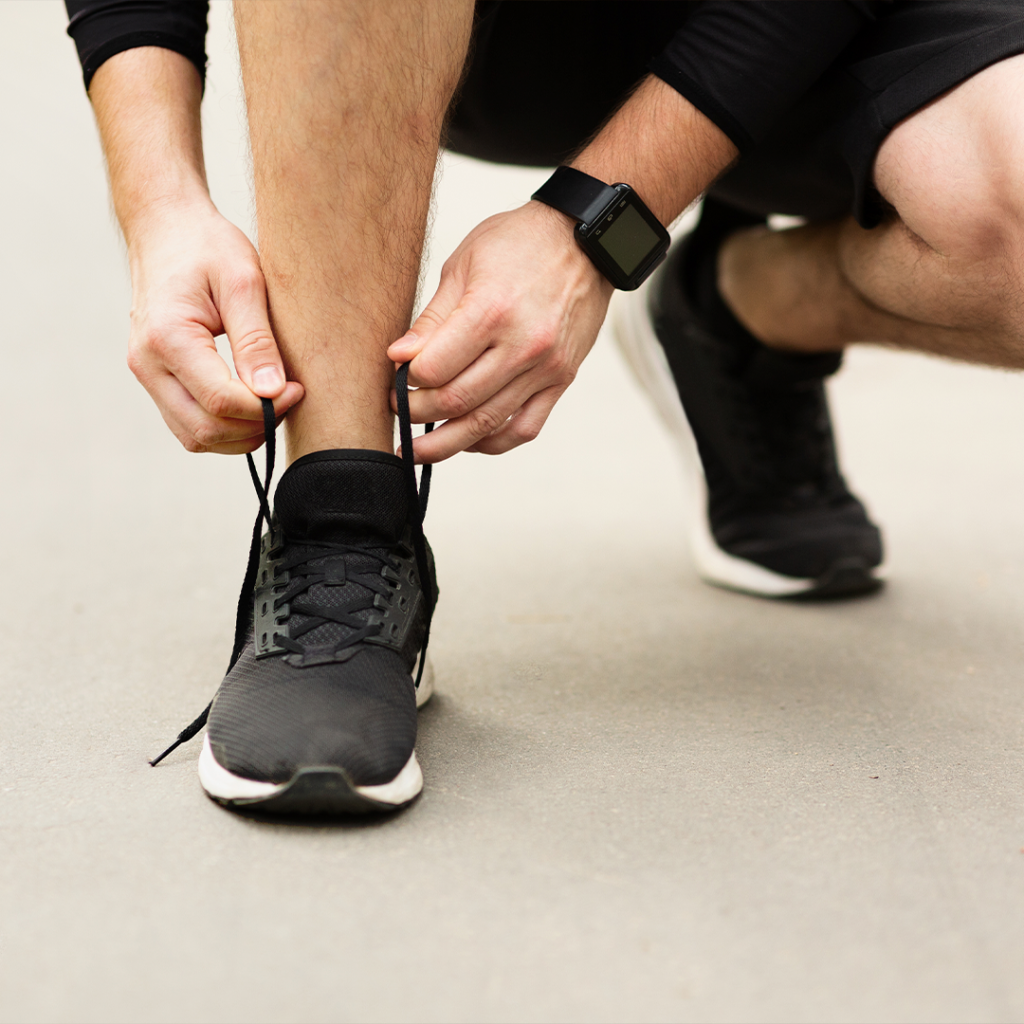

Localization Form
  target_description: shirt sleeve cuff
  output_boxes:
[649,54,754,153]
[81,32,207,90]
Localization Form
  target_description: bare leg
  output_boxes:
[717,55,1024,369]
[234,0,473,462]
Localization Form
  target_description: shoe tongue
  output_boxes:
[272,451,409,544]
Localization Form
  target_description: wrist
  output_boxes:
[122,185,217,256]
[525,199,612,293]
[531,169,669,291]
[567,157,667,226]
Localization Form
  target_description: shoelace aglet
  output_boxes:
[148,744,179,768]
[148,702,212,767]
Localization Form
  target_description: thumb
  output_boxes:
[215,264,287,398]
[387,270,464,367]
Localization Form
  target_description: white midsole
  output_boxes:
[198,734,424,806]
[610,279,817,598]
[198,654,434,806]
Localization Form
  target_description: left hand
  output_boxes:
[387,200,614,462]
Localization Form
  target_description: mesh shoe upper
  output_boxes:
[651,200,883,581]
[207,450,435,787]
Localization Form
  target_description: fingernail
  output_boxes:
[390,331,417,353]
[252,365,283,394]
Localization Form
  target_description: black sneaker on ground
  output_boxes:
[612,199,883,599]
[151,368,437,814]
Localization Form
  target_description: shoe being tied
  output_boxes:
[152,369,437,814]
[613,199,883,599]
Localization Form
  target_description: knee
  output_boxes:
[875,55,1024,266]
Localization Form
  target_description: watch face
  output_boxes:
[581,188,670,289]
[593,201,663,278]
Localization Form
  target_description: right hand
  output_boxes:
[125,199,303,454]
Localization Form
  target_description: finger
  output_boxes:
[395,344,528,424]
[148,373,265,452]
[396,304,568,423]
[147,370,300,452]
[205,437,272,456]
[397,295,496,390]
[157,327,291,422]
[387,270,464,365]
[402,375,540,463]
[212,262,288,398]
[467,385,565,455]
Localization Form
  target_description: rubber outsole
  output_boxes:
[610,277,884,601]
[228,766,415,815]
[198,656,434,815]
[199,738,424,814]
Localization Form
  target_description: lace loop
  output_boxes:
[246,398,277,542]
[393,362,434,685]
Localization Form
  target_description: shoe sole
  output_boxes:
[198,656,434,815]
[610,281,883,600]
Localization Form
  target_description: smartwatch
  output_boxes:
[532,166,670,290]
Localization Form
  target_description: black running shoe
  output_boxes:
[151,368,437,813]
[613,199,883,598]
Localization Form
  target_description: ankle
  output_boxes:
[284,413,395,464]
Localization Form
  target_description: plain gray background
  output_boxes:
[2,3,1024,1022]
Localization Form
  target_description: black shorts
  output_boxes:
[447,1,1024,227]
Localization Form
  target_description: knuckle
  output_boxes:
[231,327,275,358]
[475,298,509,334]
[137,326,165,355]
[468,405,506,438]
[126,346,144,377]
[437,382,474,419]
[513,418,542,444]
[202,389,233,420]
[543,346,569,377]
[190,420,223,448]
[522,326,558,365]
[411,355,445,389]
[552,353,576,383]
[180,433,206,454]
[224,265,264,301]
[415,306,445,333]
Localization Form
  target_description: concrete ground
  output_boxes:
[3,4,1024,1022]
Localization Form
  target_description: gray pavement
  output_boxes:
[3,4,1024,1022]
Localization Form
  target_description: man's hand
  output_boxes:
[387,75,737,464]
[127,200,303,454]
[89,47,303,455]
[388,200,612,462]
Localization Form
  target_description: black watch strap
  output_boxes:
[532,166,619,226]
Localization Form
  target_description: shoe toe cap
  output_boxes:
[208,647,417,787]
[714,502,884,581]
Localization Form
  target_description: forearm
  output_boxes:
[83,44,300,454]
[88,46,212,249]
[570,75,739,226]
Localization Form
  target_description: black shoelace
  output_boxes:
[753,382,843,497]
[150,363,433,767]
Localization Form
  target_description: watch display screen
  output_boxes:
[594,203,662,276]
